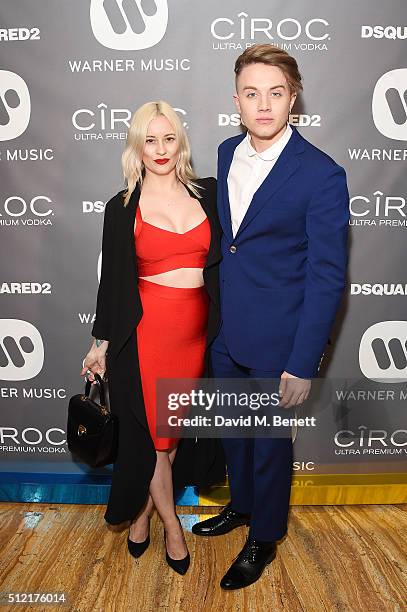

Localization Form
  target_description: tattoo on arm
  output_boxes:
[95,339,105,347]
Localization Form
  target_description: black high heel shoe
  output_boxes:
[164,516,190,575]
[127,519,150,559]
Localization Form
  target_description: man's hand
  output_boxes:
[278,371,311,408]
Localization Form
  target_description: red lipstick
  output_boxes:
[154,158,170,165]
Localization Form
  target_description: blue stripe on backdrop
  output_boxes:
[0,472,199,506]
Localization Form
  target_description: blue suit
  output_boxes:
[212,126,349,540]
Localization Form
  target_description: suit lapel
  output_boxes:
[234,128,303,238]
[218,133,245,239]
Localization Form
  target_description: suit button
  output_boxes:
[229,245,237,253]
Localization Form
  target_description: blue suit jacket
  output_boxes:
[217,126,349,378]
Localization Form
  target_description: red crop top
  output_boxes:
[134,205,211,276]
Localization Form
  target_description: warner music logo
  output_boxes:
[0,27,41,41]
[293,461,315,471]
[211,13,329,52]
[359,321,407,382]
[0,195,55,228]
[0,387,66,399]
[69,2,185,74]
[0,148,54,162]
[361,25,407,40]
[0,70,30,141]
[349,191,407,228]
[0,319,44,381]
[372,69,407,141]
[0,282,52,295]
[218,113,321,127]
[78,313,96,325]
[68,57,190,73]
[351,283,407,296]
[72,104,188,140]
[348,69,407,159]
[90,0,168,50]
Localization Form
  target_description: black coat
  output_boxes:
[91,177,226,525]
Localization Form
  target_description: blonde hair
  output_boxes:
[121,100,201,206]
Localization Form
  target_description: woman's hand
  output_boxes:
[80,339,109,383]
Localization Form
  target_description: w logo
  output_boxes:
[359,321,407,382]
[0,320,44,381]
[90,0,168,50]
[372,69,407,140]
[0,71,31,142]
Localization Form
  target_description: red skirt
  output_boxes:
[136,278,209,451]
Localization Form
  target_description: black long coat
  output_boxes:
[91,177,225,525]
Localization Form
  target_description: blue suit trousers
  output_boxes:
[211,325,293,541]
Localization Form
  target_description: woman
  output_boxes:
[80,101,224,575]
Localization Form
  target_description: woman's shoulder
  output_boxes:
[104,189,127,214]
[107,188,126,205]
[194,177,217,200]
[195,176,216,189]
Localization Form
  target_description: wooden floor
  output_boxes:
[0,503,405,612]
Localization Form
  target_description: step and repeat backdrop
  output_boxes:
[1,1,406,505]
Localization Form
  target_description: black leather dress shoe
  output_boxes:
[191,504,250,537]
[220,538,277,590]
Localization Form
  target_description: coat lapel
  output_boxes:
[108,185,140,359]
[127,183,140,267]
[234,127,304,238]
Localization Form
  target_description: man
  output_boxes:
[192,44,349,590]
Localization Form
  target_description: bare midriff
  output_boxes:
[139,267,205,288]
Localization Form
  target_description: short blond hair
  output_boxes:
[235,44,303,95]
[121,101,200,206]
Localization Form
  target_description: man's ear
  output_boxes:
[289,93,297,112]
[233,93,241,114]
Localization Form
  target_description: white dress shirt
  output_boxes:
[227,123,293,237]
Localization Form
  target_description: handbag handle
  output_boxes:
[85,372,106,407]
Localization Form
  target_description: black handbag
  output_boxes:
[67,373,118,468]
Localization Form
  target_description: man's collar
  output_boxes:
[246,123,293,161]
